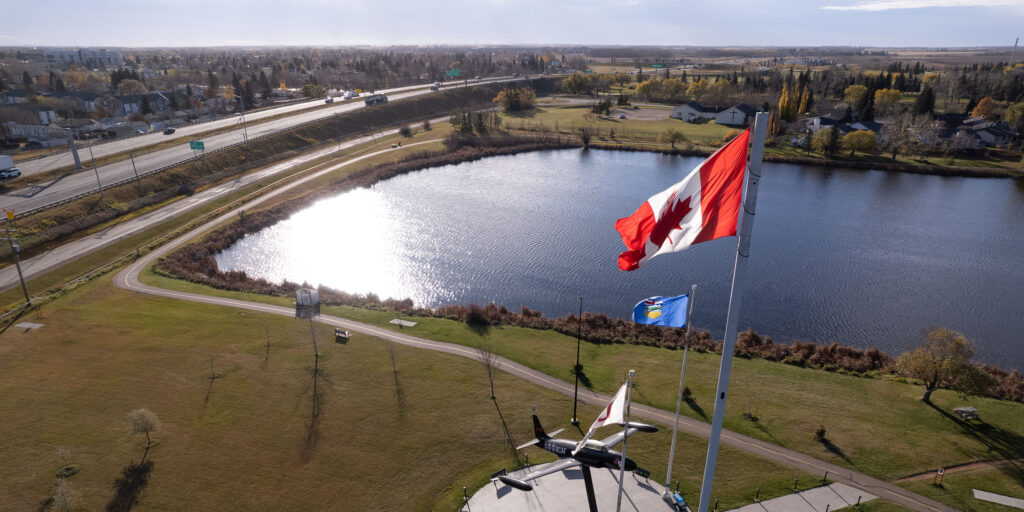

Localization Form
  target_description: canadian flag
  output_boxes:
[615,129,751,271]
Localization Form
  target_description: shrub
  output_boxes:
[398,125,412,137]
[815,425,827,441]
[422,119,431,131]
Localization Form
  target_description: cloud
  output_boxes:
[822,0,1020,10]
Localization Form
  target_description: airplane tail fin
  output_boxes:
[532,414,549,440]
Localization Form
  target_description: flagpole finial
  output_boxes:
[629,369,635,378]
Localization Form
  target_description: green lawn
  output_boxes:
[504,102,736,145]
[313,306,1024,483]
[137,268,1024,495]
[0,276,822,511]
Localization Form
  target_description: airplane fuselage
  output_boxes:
[540,438,637,472]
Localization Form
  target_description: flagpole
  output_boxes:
[615,369,635,512]
[664,284,697,498]
[696,111,769,512]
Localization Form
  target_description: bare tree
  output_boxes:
[126,409,160,449]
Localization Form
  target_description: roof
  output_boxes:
[814,117,838,126]
[728,103,757,116]
[52,92,100,101]
[3,89,30,98]
[682,100,726,113]
[852,120,883,132]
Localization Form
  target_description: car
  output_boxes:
[163,128,176,135]
[325,97,334,103]
[633,105,639,110]
[0,168,22,180]
[474,75,481,79]
[391,143,398,148]
[619,114,627,119]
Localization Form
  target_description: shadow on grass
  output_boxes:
[684,397,707,420]
[492,397,523,467]
[817,436,854,465]
[466,320,491,337]
[927,401,1024,485]
[387,341,405,416]
[571,365,592,390]
[105,459,154,512]
[300,360,329,463]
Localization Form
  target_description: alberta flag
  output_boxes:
[632,294,689,328]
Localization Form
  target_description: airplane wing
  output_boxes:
[498,458,580,488]
[518,458,580,482]
[599,422,658,448]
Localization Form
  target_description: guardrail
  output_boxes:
[7,76,538,220]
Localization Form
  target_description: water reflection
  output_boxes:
[217,149,1024,369]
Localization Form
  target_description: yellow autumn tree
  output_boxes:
[844,84,868,105]
[971,97,997,119]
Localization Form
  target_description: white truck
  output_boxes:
[0,155,21,179]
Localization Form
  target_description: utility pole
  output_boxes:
[64,129,82,170]
[129,152,141,192]
[1011,37,1020,68]
[238,95,249,152]
[3,214,31,305]
[571,297,583,426]
[87,141,103,200]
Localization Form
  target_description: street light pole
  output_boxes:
[571,296,583,426]
[87,141,103,200]
[4,221,30,305]
[129,152,141,191]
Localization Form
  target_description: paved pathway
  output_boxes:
[729,483,875,512]
[113,149,958,512]
[973,489,1024,509]
[466,464,674,512]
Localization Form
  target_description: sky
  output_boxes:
[2,0,1023,48]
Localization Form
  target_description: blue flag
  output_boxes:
[632,294,689,328]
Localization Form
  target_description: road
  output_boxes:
[0,77,515,215]
[14,79,485,177]
[109,149,956,512]
[0,128,436,292]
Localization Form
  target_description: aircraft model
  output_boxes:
[496,414,658,491]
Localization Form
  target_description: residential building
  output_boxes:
[671,101,725,122]
[715,104,757,126]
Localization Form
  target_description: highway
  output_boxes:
[14,80,474,177]
[0,77,513,215]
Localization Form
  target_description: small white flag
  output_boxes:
[573,381,628,455]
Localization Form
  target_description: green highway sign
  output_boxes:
[189,141,205,151]
[446,69,461,77]
[651,64,664,68]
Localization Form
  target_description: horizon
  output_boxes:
[2,0,1022,48]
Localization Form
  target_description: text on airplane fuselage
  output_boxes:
[544,441,568,455]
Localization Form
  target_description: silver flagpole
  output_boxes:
[664,284,697,498]
[696,111,769,512]
[615,369,636,512]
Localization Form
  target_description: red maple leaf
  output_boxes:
[649,191,693,247]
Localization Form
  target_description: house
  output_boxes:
[118,92,171,116]
[1,89,30,104]
[671,101,725,122]
[849,120,883,133]
[715,104,757,126]
[24,105,58,125]
[52,92,99,113]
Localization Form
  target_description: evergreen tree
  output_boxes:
[913,86,936,115]
[826,127,841,158]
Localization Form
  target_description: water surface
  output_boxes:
[217,149,1024,369]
